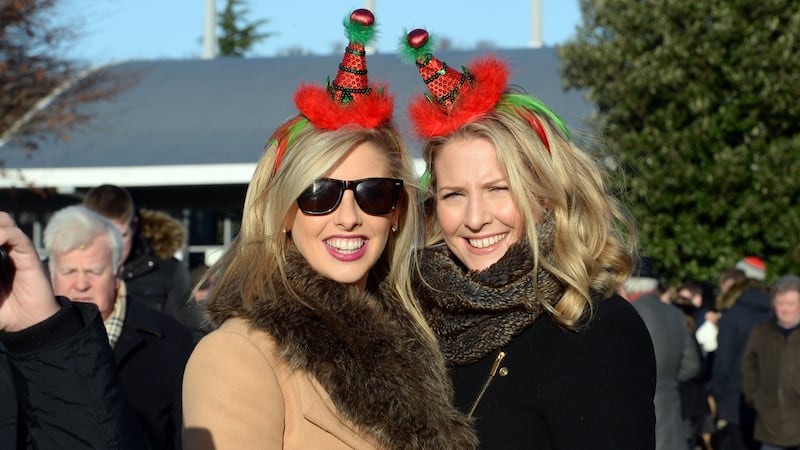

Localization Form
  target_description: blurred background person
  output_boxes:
[45,205,195,450]
[709,258,771,450]
[622,257,701,450]
[674,279,716,450]
[742,274,800,450]
[83,184,207,337]
[1,210,149,449]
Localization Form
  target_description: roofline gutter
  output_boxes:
[0,159,427,191]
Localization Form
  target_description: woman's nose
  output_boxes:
[464,195,491,231]
[333,190,362,229]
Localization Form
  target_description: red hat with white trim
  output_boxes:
[735,256,766,281]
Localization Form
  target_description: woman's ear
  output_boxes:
[389,209,400,233]
[283,205,296,232]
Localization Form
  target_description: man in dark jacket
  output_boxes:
[83,184,208,336]
[45,205,196,450]
[0,210,149,449]
[742,274,800,449]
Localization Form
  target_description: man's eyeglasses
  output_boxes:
[297,178,403,216]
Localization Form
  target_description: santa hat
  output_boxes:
[735,256,766,281]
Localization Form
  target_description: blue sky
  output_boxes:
[60,1,581,65]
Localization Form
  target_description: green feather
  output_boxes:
[344,14,376,46]
[271,116,309,151]
[418,167,431,189]
[500,93,571,139]
[398,30,434,64]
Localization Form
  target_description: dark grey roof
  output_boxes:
[0,48,593,189]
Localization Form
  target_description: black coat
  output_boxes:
[0,299,150,449]
[115,298,196,450]
[451,294,656,449]
[123,235,208,337]
[709,286,770,423]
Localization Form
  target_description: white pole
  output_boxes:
[202,0,217,59]
[365,0,377,54]
[529,0,543,48]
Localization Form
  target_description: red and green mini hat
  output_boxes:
[400,28,571,149]
[400,29,509,139]
[293,8,393,130]
[270,9,394,171]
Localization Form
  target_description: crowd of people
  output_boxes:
[624,255,800,450]
[1,7,798,450]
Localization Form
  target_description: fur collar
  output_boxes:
[416,215,564,365]
[221,248,476,449]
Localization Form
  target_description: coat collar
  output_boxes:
[113,299,164,363]
[222,248,477,449]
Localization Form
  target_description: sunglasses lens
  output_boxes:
[355,179,401,215]
[297,179,341,214]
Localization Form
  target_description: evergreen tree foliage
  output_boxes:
[217,0,272,57]
[558,0,800,282]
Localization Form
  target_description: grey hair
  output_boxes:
[623,277,660,296]
[770,274,800,303]
[44,205,123,276]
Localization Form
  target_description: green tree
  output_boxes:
[558,0,800,283]
[217,0,273,57]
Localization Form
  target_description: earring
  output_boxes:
[391,225,398,232]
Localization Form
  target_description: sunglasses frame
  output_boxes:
[297,177,404,216]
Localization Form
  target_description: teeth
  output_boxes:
[325,237,365,253]
[468,234,506,249]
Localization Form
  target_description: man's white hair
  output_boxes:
[623,277,659,295]
[44,205,123,276]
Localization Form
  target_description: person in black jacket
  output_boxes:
[710,270,771,450]
[0,210,149,449]
[83,184,208,337]
[401,30,656,448]
[44,205,196,450]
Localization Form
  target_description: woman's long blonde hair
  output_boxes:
[204,118,431,339]
[422,94,637,329]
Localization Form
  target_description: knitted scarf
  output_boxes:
[416,215,564,365]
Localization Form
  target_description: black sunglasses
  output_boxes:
[297,177,403,216]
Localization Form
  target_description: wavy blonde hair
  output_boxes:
[204,118,431,338]
[422,95,637,329]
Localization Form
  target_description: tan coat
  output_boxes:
[183,249,476,449]
[182,317,380,449]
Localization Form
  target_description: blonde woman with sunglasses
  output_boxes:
[180,11,475,450]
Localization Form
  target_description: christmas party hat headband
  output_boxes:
[400,29,570,149]
[268,9,394,172]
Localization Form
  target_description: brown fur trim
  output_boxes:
[211,249,476,449]
[715,278,767,312]
[138,209,186,258]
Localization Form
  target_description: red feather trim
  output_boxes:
[516,108,551,153]
[409,56,509,138]
[269,116,305,173]
[294,83,394,130]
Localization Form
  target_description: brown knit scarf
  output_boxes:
[416,215,564,365]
